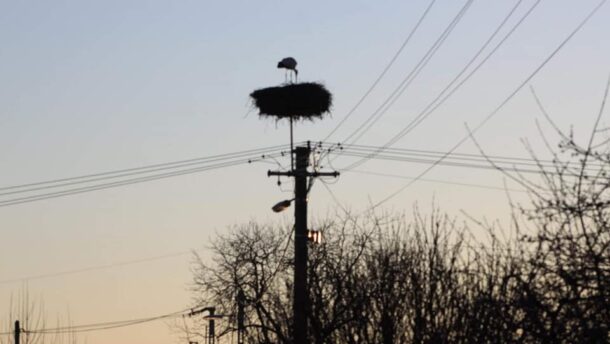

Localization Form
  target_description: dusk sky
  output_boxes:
[1,1,609,343]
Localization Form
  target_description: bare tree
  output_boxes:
[190,209,518,344]
[466,80,610,343]
[509,84,610,343]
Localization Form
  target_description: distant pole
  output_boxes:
[14,321,20,344]
[187,307,219,344]
[208,308,215,344]
[237,290,245,344]
[293,145,310,344]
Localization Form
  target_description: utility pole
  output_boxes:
[14,321,20,344]
[187,307,219,344]
[237,290,245,344]
[293,145,309,344]
[268,142,338,344]
[208,308,215,344]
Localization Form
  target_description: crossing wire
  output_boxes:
[339,0,474,146]
[20,308,193,335]
[336,150,545,174]
[0,151,287,207]
[323,0,437,141]
[0,250,192,284]
[342,0,542,171]
[0,143,292,195]
[318,143,605,173]
[347,169,527,193]
[367,0,608,210]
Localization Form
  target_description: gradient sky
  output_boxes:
[1,1,609,343]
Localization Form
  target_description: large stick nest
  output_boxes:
[250,82,332,121]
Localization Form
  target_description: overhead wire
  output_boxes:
[323,143,604,174]
[23,308,192,335]
[342,0,542,171]
[337,143,595,166]
[0,145,295,281]
[0,250,193,285]
[367,0,608,210]
[6,138,594,281]
[0,144,548,286]
[347,169,527,193]
[0,144,292,195]
[339,0,474,146]
[345,0,490,143]
[0,150,288,208]
[322,0,437,141]
[336,150,552,174]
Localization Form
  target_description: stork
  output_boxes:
[277,57,298,83]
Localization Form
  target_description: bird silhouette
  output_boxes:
[277,57,298,83]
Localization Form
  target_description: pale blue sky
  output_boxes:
[1,1,609,343]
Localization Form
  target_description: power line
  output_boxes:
[368,0,608,210]
[323,145,604,175]
[339,0,474,147]
[330,143,604,167]
[345,0,521,148]
[0,144,291,195]
[0,308,191,336]
[0,158,253,207]
[348,169,527,193]
[336,150,551,174]
[342,0,542,170]
[0,151,286,208]
[0,250,192,285]
[319,179,351,216]
[0,148,546,284]
[322,0,437,141]
[24,308,192,335]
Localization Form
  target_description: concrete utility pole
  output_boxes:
[14,321,20,344]
[292,145,309,344]
[269,143,338,344]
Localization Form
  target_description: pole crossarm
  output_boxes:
[188,307,216,317]
[267,171,340,178]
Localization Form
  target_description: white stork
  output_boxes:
[277,57,298,83]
